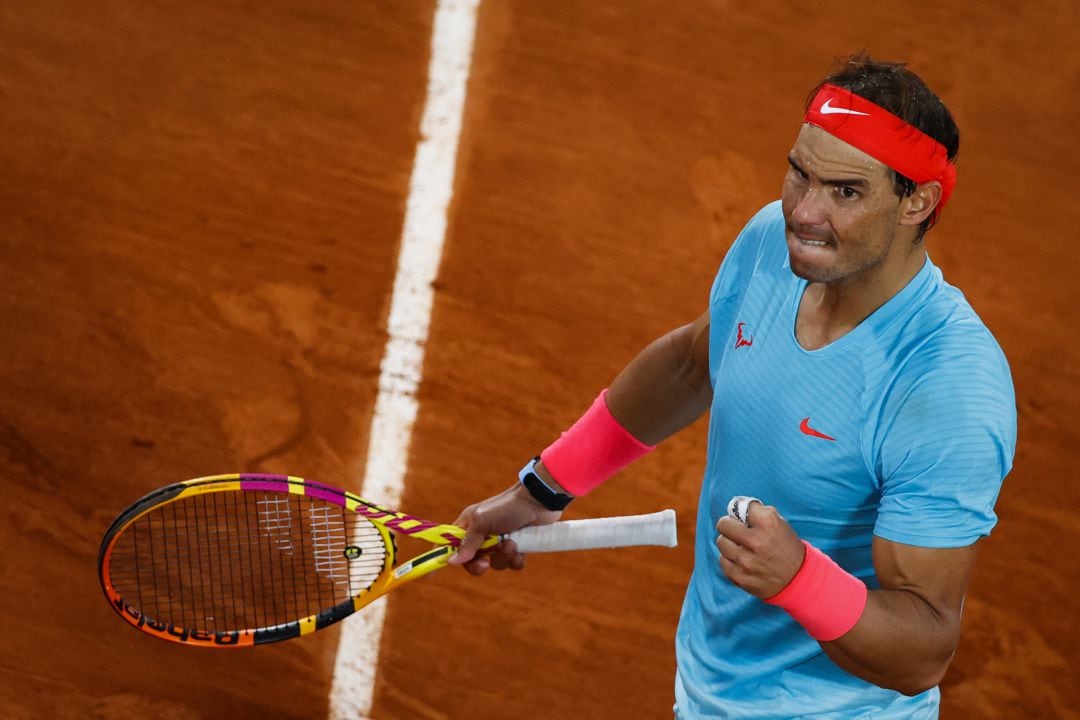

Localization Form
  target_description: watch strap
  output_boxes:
[518,457,573,511]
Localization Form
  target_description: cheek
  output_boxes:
[828,211,861,243]
[841,201,896,241]
[780,178,801,217]
[780,194,794,221]
[833,213,890,256]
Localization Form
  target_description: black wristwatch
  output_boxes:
[518,457,573,511]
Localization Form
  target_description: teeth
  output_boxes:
[801,239,826,246]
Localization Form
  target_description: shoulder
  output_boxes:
[742,200,785,234]
[884,268,1014,407]
[877,322,1015,468]
[871,267,1017,504]
[733,200,786,259]
[710,201,786,302]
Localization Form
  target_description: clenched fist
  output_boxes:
[716,498,806,599]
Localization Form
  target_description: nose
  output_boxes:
[790,186,828,227]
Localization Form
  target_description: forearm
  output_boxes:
[719,507,971,697]
[823,588,960,695]
[606,318,712,445]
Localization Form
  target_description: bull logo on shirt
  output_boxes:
[734,322,754,349]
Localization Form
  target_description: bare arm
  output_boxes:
[604,308,713,445]
[534,307,713,490]
[821,537,978,695]
[717,505,979,696]
[451,309,712,570]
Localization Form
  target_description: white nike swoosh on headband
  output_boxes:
[820,99,870,116]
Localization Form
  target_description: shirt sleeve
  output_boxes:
[708,201,784,382]
[873,323,1017,548]
[708,201,782,307]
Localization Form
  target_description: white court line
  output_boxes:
[328,1,480,718]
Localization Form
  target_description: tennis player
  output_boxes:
[451,53,1016,719]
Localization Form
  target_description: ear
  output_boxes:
[898,181,943,227]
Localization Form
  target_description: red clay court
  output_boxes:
[1,2,1076,718]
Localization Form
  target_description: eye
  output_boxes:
[836,185,860,200]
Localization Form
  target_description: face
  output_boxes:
[781,124,914,289]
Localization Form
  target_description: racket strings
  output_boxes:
[106,491,388,634]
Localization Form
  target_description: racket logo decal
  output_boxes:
[257,495,295,552]
[113,597,241,645]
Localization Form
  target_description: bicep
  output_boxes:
[821,537,981,693]
[689,308,711,387]
[666,308,713,413]
[607,309,712,444]
[872,535,979,625]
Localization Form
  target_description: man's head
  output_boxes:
[780,54,960,291]
[806,53,960,237]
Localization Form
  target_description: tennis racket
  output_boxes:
[98,473,677,647]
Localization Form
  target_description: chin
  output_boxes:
[786,238,836,283]
[790,261,829,284]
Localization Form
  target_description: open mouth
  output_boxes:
[788,228,833,248]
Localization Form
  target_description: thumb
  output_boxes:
[449,523,489,565]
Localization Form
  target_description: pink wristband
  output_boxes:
[539,389,655,496]
[765,540,868,642]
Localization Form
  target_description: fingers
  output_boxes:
[715,499,778,556]
[460,555,490,576]
[726,495,763,526]
[448,519,487,566]
[488,539,525,571]
[716,497,808,598]
[447,503,478,565]
[448,496,529,570]
[715,514,752,548]
[715,498,767,573]
[715,527,739,559]
[718,498,776,538]
[459,540,525,576]
[449,483,561,571]
[716,520,761,587]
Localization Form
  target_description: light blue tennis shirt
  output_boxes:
[674,201,1016,719]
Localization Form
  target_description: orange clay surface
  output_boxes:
[1,2,1077,718]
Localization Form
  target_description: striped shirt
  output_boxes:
[674,201,1016,719]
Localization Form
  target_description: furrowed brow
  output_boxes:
[788,154,870,189]
[823,176,870,190]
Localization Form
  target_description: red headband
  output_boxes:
[805,84,956,220]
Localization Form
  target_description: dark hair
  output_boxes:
[807,53,960,235]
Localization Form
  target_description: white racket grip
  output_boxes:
[505,509,677,553]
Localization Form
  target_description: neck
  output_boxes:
[797,249,926,350]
